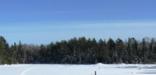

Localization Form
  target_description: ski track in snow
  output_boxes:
[20,67,34,75]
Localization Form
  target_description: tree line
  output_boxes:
[0,36,156,64]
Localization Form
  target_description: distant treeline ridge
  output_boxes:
[0,36,156,64]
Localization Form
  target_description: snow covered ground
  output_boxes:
[0,63,156,75]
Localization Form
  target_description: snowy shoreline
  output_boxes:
[0,63,156,75]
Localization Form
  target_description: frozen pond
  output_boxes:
[0,64,156,75]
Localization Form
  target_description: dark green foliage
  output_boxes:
[0,36,11,64]
[0,36,156,64]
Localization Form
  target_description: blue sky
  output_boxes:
[0,0,156,44]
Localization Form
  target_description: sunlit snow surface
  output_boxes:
[0,64,156,75]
